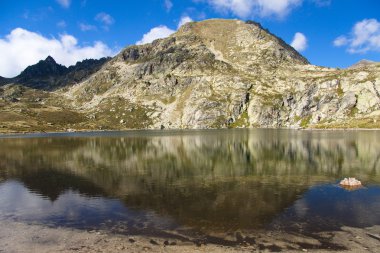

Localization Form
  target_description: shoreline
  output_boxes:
[1,127,380,138]
[0,220,379,252]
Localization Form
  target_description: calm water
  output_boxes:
[1,129,380,241]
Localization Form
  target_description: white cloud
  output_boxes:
[291,32,307,52]
[334,19,380,53]
[95,12,115,25]
[257,0,302,17]
[333,36,348,47]
[56,0,71,8]
[136,16,194,45]
[0,28,114,77]
[136,26,175,45]
[79,23,97,32]
[164,0,173,11]
[178,16,194,29]
[200,0,302,18]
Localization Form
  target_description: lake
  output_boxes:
[1,129,380,245]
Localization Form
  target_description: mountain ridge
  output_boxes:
[0,56,110,90]
[0,19,379,133]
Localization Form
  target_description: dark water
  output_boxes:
[1,129,380,241]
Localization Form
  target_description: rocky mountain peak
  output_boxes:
[349,59,377,69]
[44,55,57,64]
[18,56,67,79]
[176,19,309,67]
[0,56,110,90]
[119,19,309,82]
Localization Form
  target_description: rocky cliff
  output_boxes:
[0,19,379,133]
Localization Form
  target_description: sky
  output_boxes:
[1,0,380,77]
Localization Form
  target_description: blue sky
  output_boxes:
[1,0,380,77]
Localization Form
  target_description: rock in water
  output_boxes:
[339,177,362,188]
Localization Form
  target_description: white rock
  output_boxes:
[339,177,362,187]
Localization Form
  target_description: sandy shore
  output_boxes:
[0,220,379,252]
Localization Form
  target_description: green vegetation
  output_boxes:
[294,115,312,128]
[210,115,227,129]
[229,111,249,128]
[348,107,359,117]
[300,115,312,128]
[94,97,153,129]
[160,96,176,104]
[337,82,344,97]
[313,117,380,129]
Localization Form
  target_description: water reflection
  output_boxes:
[0,129,380,237]
[0,180,179,237]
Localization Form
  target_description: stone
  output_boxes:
[340,178,362,188]
[149,239,159,245]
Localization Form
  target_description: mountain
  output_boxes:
[1,56,110,90]
[0,76,6,85]
[349,59,378,69]
[0,19,379,133]
[19,56,67,79]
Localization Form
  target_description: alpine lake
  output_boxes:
[1,129,380,250]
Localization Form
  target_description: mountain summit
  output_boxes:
[1,56,110,90]
[349,59,377,69]
[120,19,308,75]
[19,56,67,80]
[0,19,379,132]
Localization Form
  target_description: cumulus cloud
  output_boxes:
[164,0,173,11]
[291,32,308,52]
[136,26,175,45]
[136,16,194,45]
[257,0,303,17]
[0,28,114,77]
[56,0,71,8]
[200,0,302,18]
[333,19,380,53]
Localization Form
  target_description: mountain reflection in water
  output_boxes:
[0,129,380,238]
